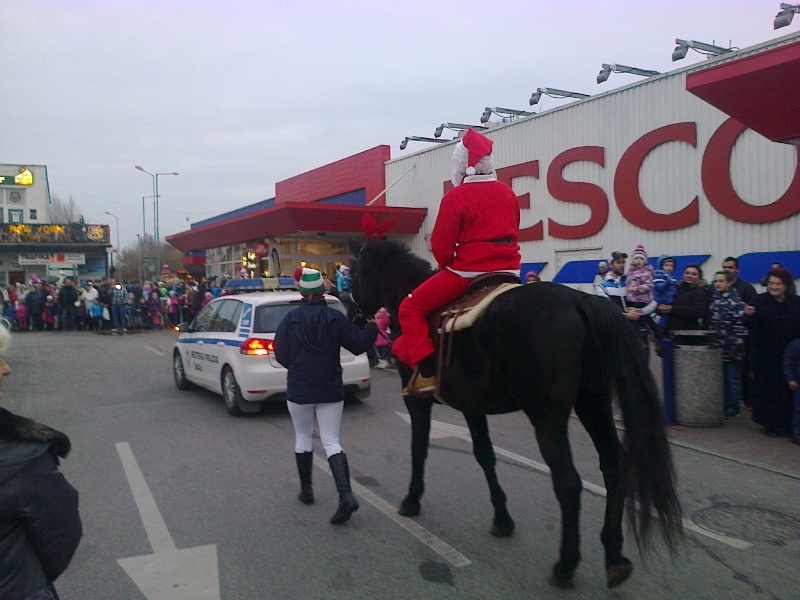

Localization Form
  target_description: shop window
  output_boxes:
[29,209,37,220]
[0,208,4,223]
[8,209,23,224]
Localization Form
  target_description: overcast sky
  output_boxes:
[0,0,790,249]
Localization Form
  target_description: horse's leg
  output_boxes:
[532,416,583,589]
[574,393,633,588]
[398,396,433,516]
[463,413,515,537]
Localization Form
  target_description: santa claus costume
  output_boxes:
[395,129,521,393]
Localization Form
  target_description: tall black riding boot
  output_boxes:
[328,452,359,524]
[295,452,314,505]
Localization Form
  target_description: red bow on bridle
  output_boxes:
[361,214,395,240]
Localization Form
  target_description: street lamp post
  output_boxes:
[135,166,178,278]
[104,211,119,278]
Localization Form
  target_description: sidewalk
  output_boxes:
[648,351,799,479]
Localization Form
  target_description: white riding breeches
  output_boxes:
[287,400,344,457]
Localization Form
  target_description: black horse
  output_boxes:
[349,238,683,589]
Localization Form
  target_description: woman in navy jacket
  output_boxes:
[0,325,82,600]
[275,268,377,524]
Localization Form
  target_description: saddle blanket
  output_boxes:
[441,282,520,333]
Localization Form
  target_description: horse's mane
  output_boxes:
[359,239,434,316]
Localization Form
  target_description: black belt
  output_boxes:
[484,237,512,244]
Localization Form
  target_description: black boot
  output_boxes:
[328,452,359,524]
[295,452,314,505]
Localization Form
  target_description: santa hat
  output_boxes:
[631,244,648,261]
[298,268,323,295]
[451,129,494,187]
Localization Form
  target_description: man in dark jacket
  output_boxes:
[722,257,758,409]
[56,279,79,331]
[0,327,82,599]
[25,283,47,332]
[274,268,377,524]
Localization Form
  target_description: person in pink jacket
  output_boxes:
[395,129,521,394]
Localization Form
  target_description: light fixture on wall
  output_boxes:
[528,88,590,106]
[672,38,734,61]
[480,107,536,123]
[775,3,800,28]
[433,123,488,138]
[400,136,451,150]
[596,63,660,84]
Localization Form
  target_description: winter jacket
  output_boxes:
[653,269,678,305]
[56,286,78,310]
[626,263,654,304]
[664,280,711,332]
[430,175,521,275]
[708,289,747,360]
[0,409,82,600]
[782,338,800,386]
[274,295,378,404]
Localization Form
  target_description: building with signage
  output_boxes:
[167,147,427,280]
[167,33,799,290]
[0,164,111,285]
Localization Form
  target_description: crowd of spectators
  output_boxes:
[595,249,800,444]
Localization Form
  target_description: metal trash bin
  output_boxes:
[672,330,724,427]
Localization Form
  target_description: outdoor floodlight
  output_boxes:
[480,107,536,123]
[434,123,488,138]
[528,88,590,106]
[400,136,451,150]
[672,38,734,61]
[775,3,800,28]
[597,63,660,84]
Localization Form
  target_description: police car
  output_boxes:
[173,291,371,415]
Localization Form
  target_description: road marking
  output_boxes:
[395,412,753,550]
[115,442,221,599]
[144,345,165,356]
[313,455,471,568]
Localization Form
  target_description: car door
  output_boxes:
[183,301,221,388]
[205,298,243,392]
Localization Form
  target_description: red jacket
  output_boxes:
[430,177,521,274]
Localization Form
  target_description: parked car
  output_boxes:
[173,292,371,415]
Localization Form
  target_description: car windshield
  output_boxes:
[252,299,346,333]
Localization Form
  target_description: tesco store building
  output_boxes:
[167,33,799,290]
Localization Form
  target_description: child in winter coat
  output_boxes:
[709,271,748,418]
[89,298,103,332]
[14,300,27,332]
[625,244,655,308]
[42,295,56,330]
[653,255,678,326]
[3,301,16,329]
[147,292,162,329]
[782,336,800,445]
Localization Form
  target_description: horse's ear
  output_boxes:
[348,237,363,256]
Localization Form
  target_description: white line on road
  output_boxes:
[313,455,472,568]
[395,412,753,550]
[144,345,165,356]
[115,442,221,599]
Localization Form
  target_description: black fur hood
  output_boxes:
[0,407,71,483]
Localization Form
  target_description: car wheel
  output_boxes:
[222,367,245,416]
[173,351,193,391]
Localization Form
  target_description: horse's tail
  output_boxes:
[580,295,684,554]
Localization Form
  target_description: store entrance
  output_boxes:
[8,271,25,285]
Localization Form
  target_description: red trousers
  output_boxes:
[394,269,471,367]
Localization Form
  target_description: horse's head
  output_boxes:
[348,238,384,319]
[348,237,435,320]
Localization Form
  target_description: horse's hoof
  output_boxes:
[547,563,576,589]
[606,557,633,589]
[490,518,515,537]
[398,501,420,517]
[547,572,575,589]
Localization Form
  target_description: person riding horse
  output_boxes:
[394,129,521,395]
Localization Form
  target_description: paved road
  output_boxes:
[4,330,798,599]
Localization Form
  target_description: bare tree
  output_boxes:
[49,193,84,223]
[116,235,186,282]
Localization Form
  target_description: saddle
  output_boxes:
[408,273,521,400]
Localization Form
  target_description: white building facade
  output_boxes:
[384,34,800,292]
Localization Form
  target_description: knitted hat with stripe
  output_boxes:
[298,268,323,295]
